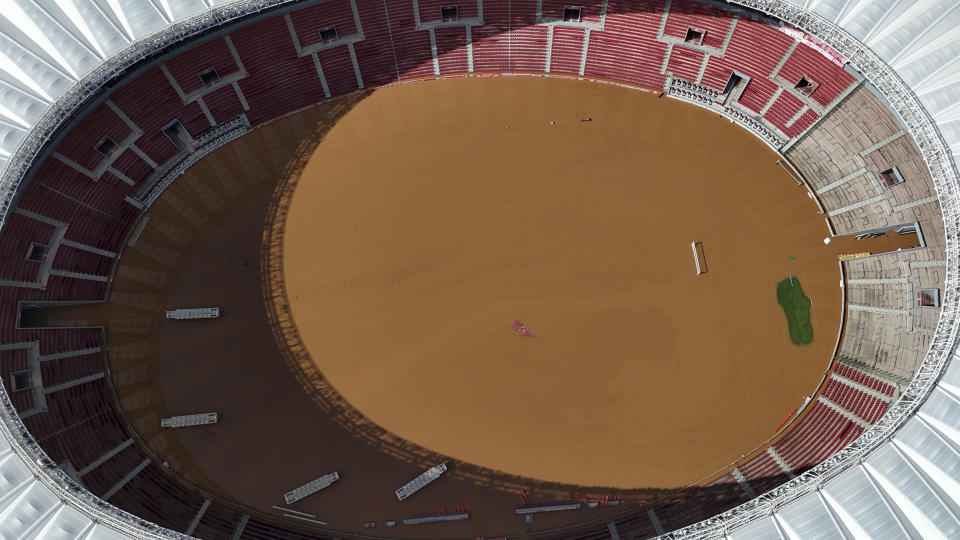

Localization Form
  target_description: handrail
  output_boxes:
[666,1,960,537]
[0,1,952,539]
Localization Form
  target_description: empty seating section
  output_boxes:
[201,85,247,125]
[239,517,337,539]
[0,348,31,411]
[190,503,246,540]
[110,149,154,186]
[507,2,548,72]
[435,28,470,73]
[730,363,898,488]
[289,0,359,47]
[787,108,820,137]
[231,18,329,126]
[32,159,137,221]
[55,105,131,172]
[584,0,668,88]
[822,378,890,424]
[666,45,705,82]
[23,379,113,438]
[776,401,864,471]
[36,408,129,472]
[0,293,20,342]
[736,451,783,482]
[39,353,103,388]
[0,213,54,282]
[470,0,509,72]
[0,1,887,536]
[764,91,803,131]
[352,0,401,87]
[419,0,479,22]
[836,363,896,396]
[389,3,437,79]
[317,47,361,95]
[80,442,143,497]
[700,17,793,95]
[35,328,101,355]
[736,73,779,113]
[664,0,733,49]
[164,38,240,95]
[550,27,586,74]
[777,43,854,107]
[109,69,196,165]
[41,274,105,301]
[110,462,205,531]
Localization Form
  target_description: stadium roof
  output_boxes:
[0,0,956,538]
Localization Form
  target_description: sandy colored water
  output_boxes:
[283,76,842,489]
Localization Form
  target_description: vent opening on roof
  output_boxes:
[563,6,582,22]
[441,6,459,22]
[198,68,220,88]
[319,26,339,43]
[794,76,819,97]
[94,136,117,157]
[26,243,46,263]
[685,28,705,45]
[879,166,905,188]
[162,120,192,151]
[10,371,31,392]
[917,288,940,308]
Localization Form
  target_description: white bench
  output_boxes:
[165,308,220,320]
[395,463,446,501]
[402,512,468,525]
[160,412,218,428]
[283,472,340,504]
[515,502,582,514]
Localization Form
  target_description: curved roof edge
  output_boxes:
[0,0,954,538]
[666,1,960,538]
[0,3,299,538]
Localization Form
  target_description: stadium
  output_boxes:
[0,0,956,538]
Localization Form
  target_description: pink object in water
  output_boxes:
[512,320,536,337]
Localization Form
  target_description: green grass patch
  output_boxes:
[777,277,813,345]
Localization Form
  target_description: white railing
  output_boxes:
[666,1,960,537]
[164,308,222,320]
[0,0,951,538]
[141,116,250,208]
[0,2,299,538]
[395,463,447,501]
[160,413,219,428]
[0,380,191,539]
[0,1,287,233]
[283,472,339,504]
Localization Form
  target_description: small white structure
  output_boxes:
[160,412,218,428]
[165,308,220,320]
[691,241,706,275]
[283,472,340,504]
[395,463,447,501]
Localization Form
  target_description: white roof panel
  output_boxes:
[777,492,846,539]
[822,465,911,539]
[865,444,960,538]
[0,1,951,540]
[729,516,785,540]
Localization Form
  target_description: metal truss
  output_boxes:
[665,0,960,538]
[0,0,953,538]
[0,3,300,538]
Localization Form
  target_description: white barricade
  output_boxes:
[402,512,469,525]
[165,308,220,320]
[395,463,447,501]
[283,472,340,504]
[160,412,218,428]
[515,502,582,514]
